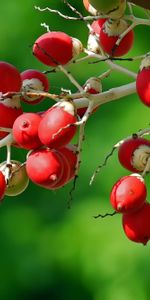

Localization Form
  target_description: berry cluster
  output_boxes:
[110,136,150,245]
[0,0,150,245]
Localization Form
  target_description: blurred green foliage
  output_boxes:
[0,1,150,299]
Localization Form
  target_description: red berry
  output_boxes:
[118,137,150,172]
[0,61,22,93]
[33,31,82,67]
[136,68,150,107]
[12,112,42,150]
[99,19,134,57]
[21,69,49,104]
[38,101,77,149]
[122,202,150,245]
[0,171,6,201]
[110,174,147,214]
[0,99,23,140]
[26,148,64,188]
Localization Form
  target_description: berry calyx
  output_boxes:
[122,202,150,245]
[110,174,147,214]
[118,137,150,173]
[33,32,83,67]
[21,69,49,104]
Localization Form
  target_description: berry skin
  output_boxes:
[38,101,77,149]
[0,161,29,196]
[0,171,6,201]
[50,150,71,189]
[12,112,42,150]
[21,69,49,104]
[91,18,107,35]
[122,202,150,245]
[136,68,150,107]
[118,137,150,173]
[33,31,83,67]
[99,19,134,57]
[110,174,147,214]
[0,61,22,93]
[0,97,23,140]
[59,144,78,180]
[51,145,78,189]
[26,148,64,189]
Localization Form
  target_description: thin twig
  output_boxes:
[94,211,117,219]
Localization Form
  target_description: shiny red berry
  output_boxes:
[122,202,150,245]
[33,32,82,67]
[12,112,42,150]
[38,101,77,149]
[110,174,147,214]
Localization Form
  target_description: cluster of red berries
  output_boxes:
[0,0,150,246]
[0,61,80,201]
[109,136,150,245]
[83,0,150,107]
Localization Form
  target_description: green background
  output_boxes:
[0,1,150,299]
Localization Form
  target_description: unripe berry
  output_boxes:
[118,137,150,173]
[38,101,77,149]
[21,69,49,104]
[33,32,83,67]
[122,202,150,245]
[136,56,150,107]
[99,19,134,57]
[83,0,126,19]
[110,174,147,214]
[26,148,64,188]
[0,161,29,196]
[0,61,22,93]
[12,112,42,150]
